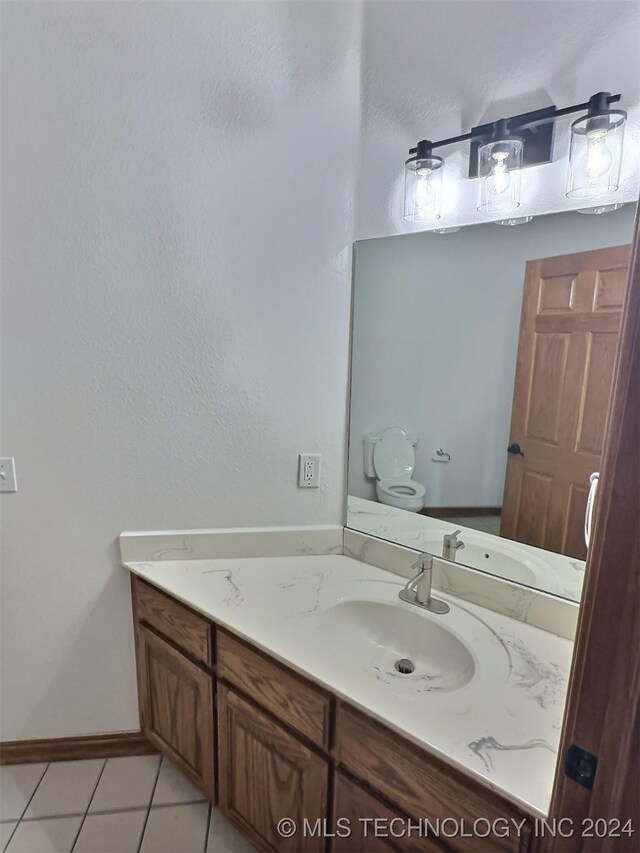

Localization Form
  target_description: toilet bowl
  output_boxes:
[364,426,426,512]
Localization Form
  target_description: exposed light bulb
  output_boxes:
[485,152,511,196]
[586,130,613,183]
[415,170,436,214]
[404,151,443,221]
[477,137,522,213]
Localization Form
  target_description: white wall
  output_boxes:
[348,206,636,505]
[1,0,638,742]
[0,1,361,740]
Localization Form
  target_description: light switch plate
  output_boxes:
[0,458,17,493]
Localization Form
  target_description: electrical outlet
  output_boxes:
[0,458,17,493]
[298,454,320,488]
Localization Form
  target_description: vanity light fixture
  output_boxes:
[404,92,625,223]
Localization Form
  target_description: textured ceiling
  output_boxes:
[355,0,640,239]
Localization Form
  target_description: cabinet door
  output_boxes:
[337,705,532,853]
[136,623,215,800]
[218,685,329,852]
[333,772,436,853]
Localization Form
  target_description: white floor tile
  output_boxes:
[207,808,254,852]
[151,760,205,805]
[140,803,209,853]
[88,755,160,813]
[6,816,81,853]
[0,763,48,820]
[74,809,147,853]
[24,760,104,819]
[1,821,17,852]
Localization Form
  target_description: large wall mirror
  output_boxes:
[347,204,636,602]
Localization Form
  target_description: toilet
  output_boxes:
[363,427,426,512]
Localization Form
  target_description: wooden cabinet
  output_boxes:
[217,629,332,749]
[132,576,215,800]
[130,577,534,853]
[132,576,212,666]
[135,623,215,800]
[217,684,329,852]
[333,771,435,852]
[336,705,531,853]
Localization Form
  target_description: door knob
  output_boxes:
[507,443,524,456]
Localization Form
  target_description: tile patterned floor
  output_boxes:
[0,755,253,853]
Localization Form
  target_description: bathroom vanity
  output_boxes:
[122,530,573,853]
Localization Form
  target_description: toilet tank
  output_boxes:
[363,434,379,478]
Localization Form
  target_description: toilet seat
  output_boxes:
[376,477,426,512]
[377,478,426,499]
[373,427,415,479]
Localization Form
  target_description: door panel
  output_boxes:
[512,470,553,546]
[575,332,619,455]
[332,771,436,852]
[136,623,215,800]
[501,244,631,560]
[526,334,569,444]
[217,685,329,852]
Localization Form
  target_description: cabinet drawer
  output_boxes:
[336,705,532,853]
[217,629,331,749]
[332,772,438,852]
[132,576,212,667]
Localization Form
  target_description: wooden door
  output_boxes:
[217,684,329,852]
[545,213,639,851]
[501,244,631,559]
[136,623,215,800]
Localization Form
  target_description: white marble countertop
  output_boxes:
[124,553,572,818]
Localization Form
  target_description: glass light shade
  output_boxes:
[577,203,625,215]
[477,138,523,214]
[494,216,533,226]
[566,111,626,199]
[404,155,444,221]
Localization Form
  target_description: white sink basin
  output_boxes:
[319,599,475,696]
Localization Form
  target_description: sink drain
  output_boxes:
[394,658,415,674]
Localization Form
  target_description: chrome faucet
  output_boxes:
[398,553,450,614]
[442,530,465,561]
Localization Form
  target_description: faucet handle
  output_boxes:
[443,529,461,543]
[411,552,433,571]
